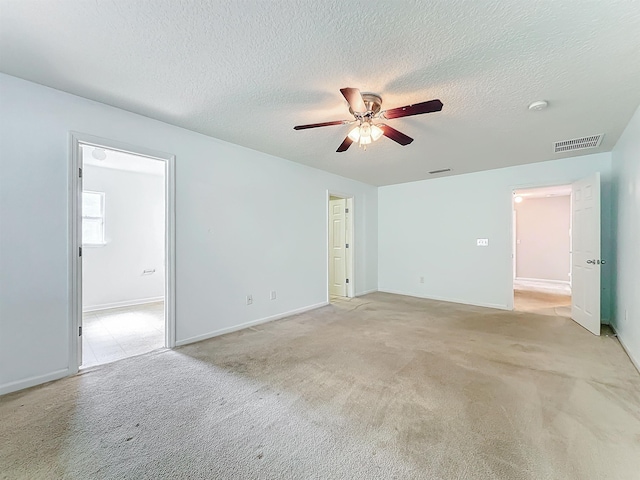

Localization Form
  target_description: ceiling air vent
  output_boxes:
[554,134,603,153]
[429,168,451,174]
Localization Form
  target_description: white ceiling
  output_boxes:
[81,145,165,176]
[515,184,572,199]
[1,1,639,186]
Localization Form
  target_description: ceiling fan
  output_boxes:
[293,88,443,152]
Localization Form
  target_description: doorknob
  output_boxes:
[587,259,595,264]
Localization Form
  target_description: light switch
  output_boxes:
[477,238,489,247]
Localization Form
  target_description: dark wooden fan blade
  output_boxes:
[340,88,367,113]
[382,99,443,119]
[294,120,346,130]
[379,124,414,146]
[336,135,353,152]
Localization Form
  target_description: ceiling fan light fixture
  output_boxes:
[360,122,372,140]
[294,87,443,152]
[348,122,383,147]
[348,126,360,142]
[371,124,383,141]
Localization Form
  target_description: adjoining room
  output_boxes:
[80,145,167,366]
[513,185,572,318]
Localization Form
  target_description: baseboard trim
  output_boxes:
[175,301,329,347]
[610,325,640,375]
[356,289,378,297]
[0,368,70,396]
[83,296,164,313]
[378,289,511,311]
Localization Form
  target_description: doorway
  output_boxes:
[512,185,572,317]
[70,134,176,371]
[328,193,354,302]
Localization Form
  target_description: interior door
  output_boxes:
[77,156,84,365]
[512,210,517,279]
[571,172,601,335]
[329,198,347,296]
[344,198,353,297]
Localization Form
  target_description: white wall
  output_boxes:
[83,164,165,310]
[612,103,640,370]
[379,153,613,313]
[0,74,378,394]
[515,196,571,282]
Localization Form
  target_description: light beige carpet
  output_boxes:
[1,292,639,479]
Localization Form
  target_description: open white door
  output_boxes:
[329,197,347,296]
[344,198,353,297]
[77,160,84,365]
[571,172,601,335]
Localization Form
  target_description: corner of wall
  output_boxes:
[610,102,640,373]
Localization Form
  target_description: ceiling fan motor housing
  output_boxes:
[350,93,382,117]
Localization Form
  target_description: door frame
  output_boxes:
[69,132,176,372]
[326,190,355,300]
[510,181,573,311]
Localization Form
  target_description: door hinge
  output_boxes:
[345,208,349,213]
[346,278,349,284]
[79,167,82,178]
[79,247,82,257]
[79,326,82,336]
[345,243,349,248]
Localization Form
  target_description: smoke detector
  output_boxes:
[528,100,548,111]
[92,148,107,161]
[554,134,603,153]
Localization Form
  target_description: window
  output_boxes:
[82,191,105,246]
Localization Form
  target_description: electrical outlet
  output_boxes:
[419,276,424,284]
[270,290,277,300]
[246,294,253,305]
[476,238,489,247]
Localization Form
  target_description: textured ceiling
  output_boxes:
[1,1,639,186]
[81,145,165,176]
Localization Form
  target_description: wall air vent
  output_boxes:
[428,168,451,174]
[554,134,603,153]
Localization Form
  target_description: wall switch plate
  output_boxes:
[246,294,253,305]
[419,276,424,284]
[477,238,489,247]
[270,290,276,300]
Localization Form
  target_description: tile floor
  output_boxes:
[82,302,165,367]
